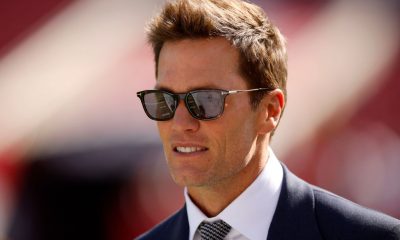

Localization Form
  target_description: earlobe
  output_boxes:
[258,89,285,135]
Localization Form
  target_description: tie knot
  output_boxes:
[198,220,232,240]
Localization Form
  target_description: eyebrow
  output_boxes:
[154,85,173,92]
[154,84,224,93]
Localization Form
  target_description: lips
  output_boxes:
[175,146,208,153]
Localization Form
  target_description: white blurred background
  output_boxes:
[0,0,399,239]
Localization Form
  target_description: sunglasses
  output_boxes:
[136,88,273,121]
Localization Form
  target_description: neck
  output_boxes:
[187,145,269,217]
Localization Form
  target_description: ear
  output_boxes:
[257,89,285,135]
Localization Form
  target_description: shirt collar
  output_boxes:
[185,147,283,240]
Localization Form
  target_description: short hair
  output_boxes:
[146,0,287,109]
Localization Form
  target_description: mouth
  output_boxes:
[173,146,208,153]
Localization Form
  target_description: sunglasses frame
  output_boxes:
[136,88,274,121]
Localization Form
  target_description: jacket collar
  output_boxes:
[169,205,190,240]
[267,164,322,240]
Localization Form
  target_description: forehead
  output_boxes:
[156,38,247,91]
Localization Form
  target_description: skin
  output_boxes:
[156,37,284,217]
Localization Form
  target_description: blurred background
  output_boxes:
[0,0,399,239]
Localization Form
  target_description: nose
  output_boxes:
[171,100,200,132]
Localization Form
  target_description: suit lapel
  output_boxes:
[267,164,322,240]
[168,205,190,240]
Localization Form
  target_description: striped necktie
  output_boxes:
[198,220,232,240]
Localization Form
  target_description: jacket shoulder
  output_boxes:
[313,187,400,240]
[136,206,189,240]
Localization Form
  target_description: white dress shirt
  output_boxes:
[184,148,283,240]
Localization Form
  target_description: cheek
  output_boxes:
[223,115,257,156]
[157,123,170,146]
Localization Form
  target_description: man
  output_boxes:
[136,0,400,239]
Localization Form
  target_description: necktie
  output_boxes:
[198,220,232,240]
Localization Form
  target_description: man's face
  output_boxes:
[156,38,265,189]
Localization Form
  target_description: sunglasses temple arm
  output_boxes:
[227,88,272,95]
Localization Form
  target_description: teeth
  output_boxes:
[176,146,206,153]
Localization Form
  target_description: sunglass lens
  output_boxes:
[143,92,175,120]
[188,91,224,119]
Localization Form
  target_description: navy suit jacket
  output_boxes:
[137,165,400,240]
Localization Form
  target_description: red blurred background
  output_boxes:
[0,0,399,239]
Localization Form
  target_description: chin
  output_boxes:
[171,173,210,188]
